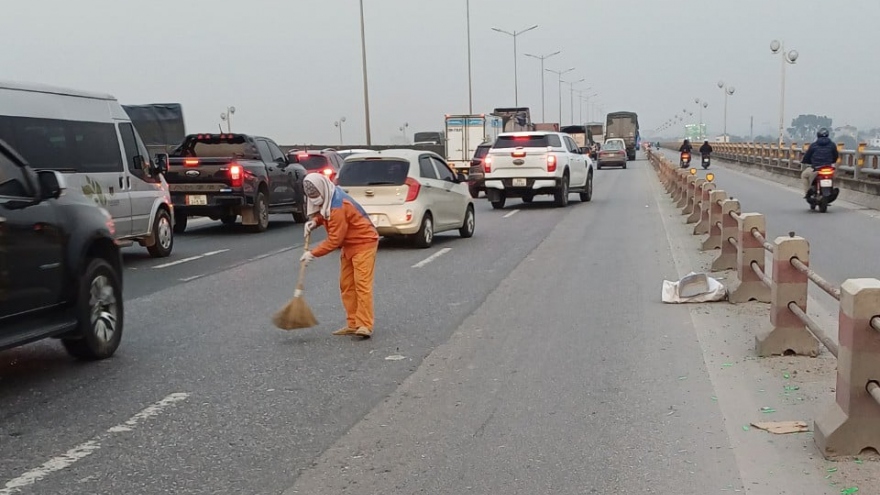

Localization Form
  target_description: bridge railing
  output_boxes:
[648,149,880,459]
[658,141,880,182]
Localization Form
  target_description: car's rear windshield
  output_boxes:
[337,159,410,186]
[296,155,331,170]
[493,134,561,149]
[603,141,624,150]
[473,146,490,159]
[171,135,257,159]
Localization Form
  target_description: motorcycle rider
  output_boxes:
[679,139,693,153]
[699,140,713,156]
[801,128,839,198]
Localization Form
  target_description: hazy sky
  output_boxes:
[2,0,879,144]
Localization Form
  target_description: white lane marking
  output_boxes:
[411,248,451,268]
[152,249,229,269]
[0,393,190,495]
[179,275,204,282]
[503,210,519,218]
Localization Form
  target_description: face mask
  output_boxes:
[312,197,324,206]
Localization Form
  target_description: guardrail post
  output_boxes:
[729,213,771,303]
[679,175,697,210]
[855,142,866,180]
[702,190,727,251]
[814,278,880,458]
[710,199,740,271]
[686,178,706,223]
[693,181,716,235]
[755,236,820,357]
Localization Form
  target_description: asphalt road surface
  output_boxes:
[1,155,873,494]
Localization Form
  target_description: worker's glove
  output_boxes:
[303,220,317,237]
[300,251,315,264]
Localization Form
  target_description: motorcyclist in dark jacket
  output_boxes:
[801,128,839,197]
[679,139,692,153]
[699,141,713,155]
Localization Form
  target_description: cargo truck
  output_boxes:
[491,107,533,132]
[444,114,503,173]
[560,125,590,154]
[605,111,640,160]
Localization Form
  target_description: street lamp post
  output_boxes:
[581,92,597,122]
[359,0,372,145]
[770,39,799,147]
[220,106,235,132]
[524,50,561,122]
[491,24,538,107]
[717,81,736,142]
[545,67,574,125]
[334,117,346,145]
[466,0,473,113]
[400,122,409,140]
[567,79,586,125]
[695,98,708,140]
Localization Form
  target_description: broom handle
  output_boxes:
[295,232,311,292]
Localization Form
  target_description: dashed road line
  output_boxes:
[412,248,451,268]
[0,393,190,495]
[152,249,229,269]
[503,210,519,218]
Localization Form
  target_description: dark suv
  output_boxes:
[289,149,344,182]
[467,142,493,198]
[0,140,124,360]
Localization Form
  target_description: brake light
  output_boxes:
[547,154,557,172]
[405,177,421,201]
[322,167,333,176]
[228,163,243,187]
[818,167,834,177]
[484,156,492,173]
[513,136,530,140]
[184,159,200,167]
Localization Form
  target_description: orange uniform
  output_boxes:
[311,189,379,332]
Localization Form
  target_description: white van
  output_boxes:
[0,81,175,257]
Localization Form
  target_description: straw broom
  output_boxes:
[272,232,318,330]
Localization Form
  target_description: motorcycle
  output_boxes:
[701,153,711,169]
[805,166,840,213]
[679,151,691,168]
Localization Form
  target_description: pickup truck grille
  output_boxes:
[168,183,230,192]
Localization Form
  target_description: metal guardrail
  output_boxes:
[647,149,880,458]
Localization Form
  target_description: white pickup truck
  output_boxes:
[482,132,593,209]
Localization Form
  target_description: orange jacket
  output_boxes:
[311,189,379,258]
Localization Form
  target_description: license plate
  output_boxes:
[186,195,207,206]
[819,179,832,187]
[512,178,527,187]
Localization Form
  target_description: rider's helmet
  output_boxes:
[817,128,830,138]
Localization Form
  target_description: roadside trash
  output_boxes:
[385,355,406,361]
[760,407,776,414]
[840,488,858,494]
[749,421,809,434]
[661,272,727,303]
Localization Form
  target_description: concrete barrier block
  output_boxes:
[686,179,706,223]
[693,182,716,235]
[701,190,727,251]
[814,278,880,458]
[730,213,771,303]
[710,199,740,271]
[755,236,820,357]
[677,175,695,209]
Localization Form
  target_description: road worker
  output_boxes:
[300,173,379,338]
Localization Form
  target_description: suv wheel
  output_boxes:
[292,209,308,223]
[62,258,123,360]
[580,173,593,202]
[147,209,173,258]
[414,213,433,248]
[490,194,506,210]
[554,175,570,207]
[173,213,187,234]
[220,214,237,225]
[468,185,480,198]
[249,191,270,233]
[459,206,475,238]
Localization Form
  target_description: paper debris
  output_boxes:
[749,421,810,434]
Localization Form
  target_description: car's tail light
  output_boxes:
[405,177,421,201]
[484,156,492,173]
[228,163,243,187]
[547,154,557,172]
[818,166,835,177]
[184,159,199,167]
[322,167,334,179]
[511,149,526,158]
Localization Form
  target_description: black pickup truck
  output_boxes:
[159,133,308,233]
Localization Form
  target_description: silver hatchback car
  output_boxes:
[336,150,476,248]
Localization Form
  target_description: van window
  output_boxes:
[0,149,30,198]
[119,123,140,170]
[0,116,123,173]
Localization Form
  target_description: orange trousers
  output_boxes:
[340,245,377,331]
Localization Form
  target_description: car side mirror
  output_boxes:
[456,173,467,183]
[37,170,66,200]
[276,157,289,167]
[153,153,169,175]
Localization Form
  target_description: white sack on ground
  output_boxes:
[662,272,727,303]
